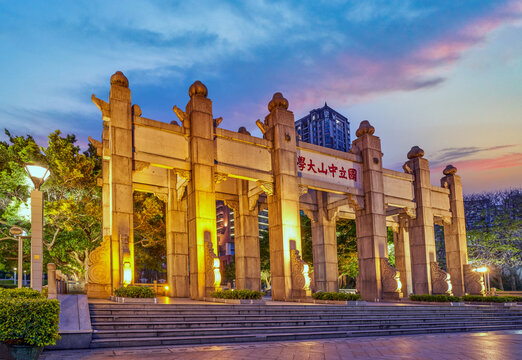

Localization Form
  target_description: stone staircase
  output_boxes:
[88,303,522,348]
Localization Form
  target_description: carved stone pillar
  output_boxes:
[406,146,438,295]
[351,121,393,301]
[290,241,311,298]
[186,81,220,299]
[235,180,261,291]
[394,213,413,297]
[463,264,485,295]
[311,191,339,293]
[261,93,306,300]
[166,169,190,297]
[430,262,452,295]
[441,165,468,296]
[381,258,402,299]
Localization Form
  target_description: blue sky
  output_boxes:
[1,0,521,193]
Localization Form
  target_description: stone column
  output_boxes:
[406,146,437,295]
[262,93,305,300]
[185,81,219,299]
[441,165,467,296]
[166,169,190,297]
[30,189,43,291]
[351,121,390,301]
[87,71,133,298]
[311,191,338,293]
[47,263,57,299]
[235,180,261,291]
[108,72,134,289]
[394,214,413,297]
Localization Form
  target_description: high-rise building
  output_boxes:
[215,201,269,268]
[295,103,350,152]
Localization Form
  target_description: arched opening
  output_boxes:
[133,192,167,288]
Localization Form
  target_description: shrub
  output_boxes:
[409,294,461,302]
[462,295,522,303]
[312,292,362,301]
[0,280,16,289]
[210,289,264,300]
[114,286,155,298]
[0,288,44,299]
[0,284,17,289]
[0,297,60,346]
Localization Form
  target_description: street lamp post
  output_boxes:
[24,163,50,292]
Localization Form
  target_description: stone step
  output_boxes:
[90,319,522,339]
[88,305,515,313]
[91,316,522,330]
[89,312,522,323]
[89,324,522,348]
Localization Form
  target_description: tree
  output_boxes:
[465,189,522,290]
[337,219,358,287]
[259,230,270,289]
[41,131,102,281]
[133,192,167,282]
[0,130,102,282]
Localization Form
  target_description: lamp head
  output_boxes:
[24,163,50,190]
[9,226,23,236]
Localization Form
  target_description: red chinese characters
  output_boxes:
[297,156,306,171]
[348,168,357,182]
[297,156,357,183]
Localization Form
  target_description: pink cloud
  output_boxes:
[432,152,522,174]
[285,1,522,114]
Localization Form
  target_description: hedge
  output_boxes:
[0,280,16,289]
[0,288,44,299]
[312,292,362,301]
[409,294,461,302]
[0,298,60,346]
[462,295,522,303]
[114,286,155,298]
[210,289,264,300]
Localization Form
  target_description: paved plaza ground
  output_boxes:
[41,330,522,360]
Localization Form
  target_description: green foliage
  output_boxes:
[210,289,264,300]
[465,189,522,291]
[312,292,361,301]
[114,286,156,298]
[337,219,358,280]
[222,262,236,284]
[0,130,103,283]
[0,284,16,289]
[0,288,44,299]
[0,280,16,288]
[259,230,271,289]
[462,295,522,303]
[409,294,461,302]
[300,214,313,264]
[0,297,60,346]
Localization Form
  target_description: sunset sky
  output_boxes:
[1,1,521,193]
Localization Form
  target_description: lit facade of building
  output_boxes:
[216,201,269,268]
[295,103,350,152]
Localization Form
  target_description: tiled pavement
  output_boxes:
[41,330,522,360]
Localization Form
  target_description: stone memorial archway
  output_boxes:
[86,71,483,301]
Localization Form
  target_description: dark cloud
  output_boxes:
[430,145,517,167]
